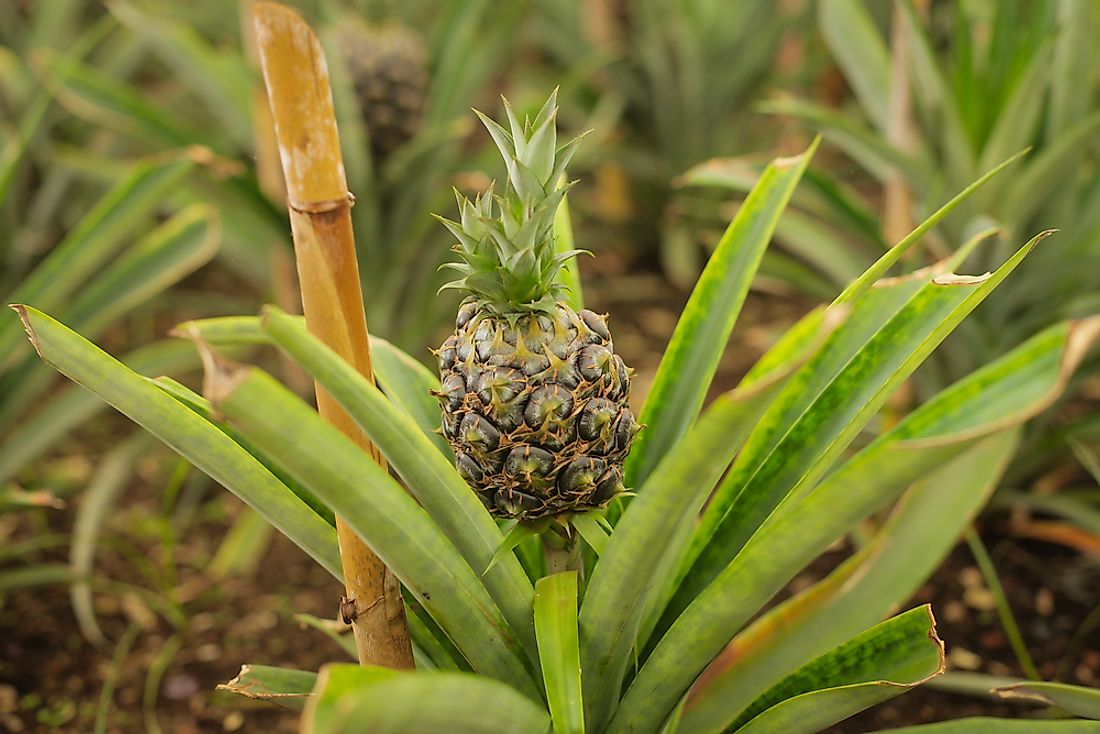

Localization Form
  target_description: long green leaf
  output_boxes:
[730,606,944,734]
[610,311,1089,734]
[996,682,1100,720]
[553,191,584,311]
[0,338,199,484]
[40,50,217,150]
[12,306,342,579]
[208,363,538,697]
[680,429,1020,734]
[673,230,1050,621]
[535,573,583,734]
[0,155,195,369]
[580,305,844,733]
[260,308,536,658]
[760,97,923,184]
[624,138,818,487]
[70,434,150,648]
[303,664,551,734]
[150,375,335,526]
[369,335,451,458]
[833,150,1028,305]
[171,315,447,449]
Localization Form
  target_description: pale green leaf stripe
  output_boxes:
[12,306,342,580]
[580,306,841,734]
[882,719,1100,733]
[680,430,1020,734]
[212,366,538,697]
[732,606,943,734]
[625,138,818,487]
[217,664,316,713]
[996,682,1100,720]
[0,339,199,484]
[261,309,536,657]
[0,155,195,368]
[304,665,551,734]
[610,269,1057,734]
[535,573,583,734]
[171,315,447,451]
[675,230,1051,620]
[818,0,892,133]
[61,204,219,336]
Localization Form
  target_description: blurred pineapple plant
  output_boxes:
[686,1,1100,468]
[28,0,524,351]
[534,0,807,288]
[0,2,225,504]
[17,39,1100,729]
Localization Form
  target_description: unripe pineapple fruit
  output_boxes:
[434,92,639,520]
[336,20,428,161]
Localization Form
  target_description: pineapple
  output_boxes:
[336,19,428,161]
[434,93,639,520]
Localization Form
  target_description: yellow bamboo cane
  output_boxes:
[252,1,414,669]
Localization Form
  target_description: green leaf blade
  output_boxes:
[13,306,343,580]
[535,573,583,734]
[625,138,818,488]
[304,664,551,734]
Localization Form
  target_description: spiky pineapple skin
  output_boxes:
[339,23,428,161]
[436,302,638,520]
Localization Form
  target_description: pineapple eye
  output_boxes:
[437,335,458,370]
[592,468,624,505]
[578,398,617,442]
[579,309,611,341]
[459,413,501,452]
[454,452,484,484]
[475,367,524,406]
[503,446,554,483]
[614,412,639,451]
[438,374,466,411]
[523,385,574,428]
[577,344,613,382]
[558,457,607,497]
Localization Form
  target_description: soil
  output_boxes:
[2,261,1098,733]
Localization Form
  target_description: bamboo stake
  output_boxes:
[252,1,414,669]
[240,0,312,396]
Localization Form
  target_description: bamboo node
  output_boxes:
[288,192,356,214]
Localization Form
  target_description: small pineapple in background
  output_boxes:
[434,92,640,521]
[336,19,428,161]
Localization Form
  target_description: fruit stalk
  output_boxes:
[253,1,414,669]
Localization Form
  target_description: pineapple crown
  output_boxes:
[436,90,588,315]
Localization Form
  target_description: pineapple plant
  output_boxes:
[13,6,1100,731]
[433,93,638,520]
[336,18,428,161]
